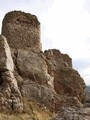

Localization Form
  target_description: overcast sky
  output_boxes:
[0,0,90,85]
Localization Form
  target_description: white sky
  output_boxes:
[0,0,90,85]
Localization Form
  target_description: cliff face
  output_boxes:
[0,11,88,120]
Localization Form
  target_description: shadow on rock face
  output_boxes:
[0,73,3,85]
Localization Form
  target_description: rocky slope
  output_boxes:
[0,10,89,120]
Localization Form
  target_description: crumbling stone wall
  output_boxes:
[2,11,42,52]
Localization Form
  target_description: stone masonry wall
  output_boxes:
[2,11,42,52]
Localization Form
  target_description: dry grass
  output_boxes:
[0,98,53,120]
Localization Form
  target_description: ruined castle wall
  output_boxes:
[2,11,42,52]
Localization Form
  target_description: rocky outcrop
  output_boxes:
[0,35,14,72]
[2,11,42,52]
[0,35,23,112]
[54,68,85,103]
[15,49,50,84]
[44,49,72,68]
[0,11,87,119]
[44,49,85,103]
[50,107,90,120]
[84,87,90,107]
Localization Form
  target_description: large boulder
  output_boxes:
[14,49,51,84]
[2,11,42,52]
[54,68,85,103]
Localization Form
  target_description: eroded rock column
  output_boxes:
[0,35,23,112]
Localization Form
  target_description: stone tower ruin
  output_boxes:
[2,11,42,52]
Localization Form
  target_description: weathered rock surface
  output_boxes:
[0,35,23,112]
[44,49,85,103]
[84,86,90,107]
[0,11,87,120]
[0,35,14,72]
[44,49,72,68]
[15,49,51,84]
[10,48,85,110]
[21,83,63,111]
[54,68,85,103]
[2,11,42,52]
[50,107,90,120]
